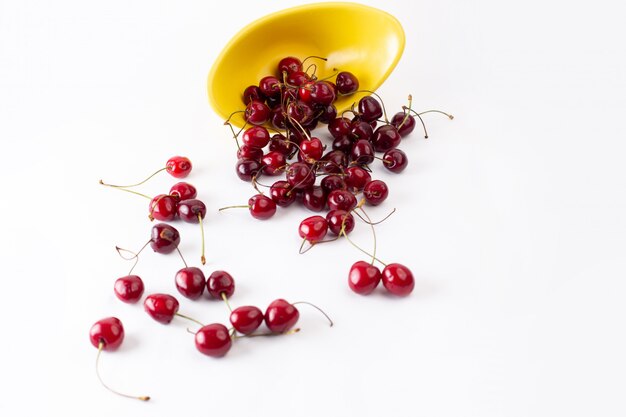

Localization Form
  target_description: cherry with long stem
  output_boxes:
[95,341,150,402]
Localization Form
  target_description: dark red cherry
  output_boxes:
[264,299,299,333]
[332,136,354,153]
[242,85,265,104]
[286,162,315,190]
[327,189,357,211]
[299,137,324,162]
[319,150,347,174]
[237,144,263,161]
[320,175,347,194]
[326,209,355,235]
[266,95,281,110]
[382,149,408,173]
[177,199,206,223]
[261,151,287,176]
[235,158,262,182]
[363,180,389,206]
[175,267,206,300]
[309,81,336,105]
[259,75,281,98]
[206,270,235,299]
[149,194,177,221]
[245,100,270,125]
[302,185,327,212]
[372,125,402,152]
[248,194,276,220]
[150,223,180,254]
[286,126,310,143]
[348,261,382,295]
[358,96,383,122]
[195,323,232,357]
[270,180,296,207]
[278,56,302,74]
[350,120,374,141]
[114,275,144,303]
[350,139,375,165]
[317,104,337,124]
[89,317,124,351]
[335,71,359,95]
[169,182,197,202]
[242,126,270,148]
[144,293,179,324]
[328,117,351,140]
[230,306,264,335]
[382,264,415,296]
[286,71,309,87]
[344,166,371,191]
[391,111,416,137]
[286,100,314,125]
[269,133,295,156]
[298,215,328,242]
[166,156,192,178]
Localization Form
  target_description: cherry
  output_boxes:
[331,135,353,153]
[248,194,277,219]
[270,180,296,207]
[326,209,355,235]
[144,293,179,324]
[328,117,351,140]
[259,75,282,98]
[242,85,265,104]
[302,185,327,212]
[299,137,324,162]
[391,111,416,137]
[350,139,375,165]
[372,124,401,152]
[309,81,336,105]
[382,263,415,296]
[317,104,337,124]
[350,120,374,141]
[348,261,381,295]
[264,299,299,333]
[286,71,309,87]
[230,306,264,335]
[242,126,270,148]
[195,323,232,357]
[90,317,125,351]
[269,133,296,156]
[297,81,314,103]
[278,56,302,74]
[286,100,314,125]
[286,126,310,143]
[270,107,287,130]
[335,71,359,95]
[344,166,371,191]
[320,174,347,194]
[261,151,287,175]
[169,182,197,201]
[319,150,347,174]
[245,100,270,125]
[177,199,206,223]
[298,215,328,243]
[358,96,383,122]
[286,162,315,190]
[363,180,389,206]
[382,148,408,173]
[235,158,262,181]
[166,156,192,178]
[237,144,264,161]
[327,189,357,211]
[150,223,180,254]
[175,267,206,300]
[149,194,177,221]
[206,270,235,299]
[114,275,144,303]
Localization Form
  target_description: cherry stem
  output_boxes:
[304,63,318,78]
[96,341,150,402]
[99,167,166,189]
[401,103,429,139]
[292,301,334,327]
[340,205,387,267]
[317,68,340,82]
[218,204,250,211]
[116,241,149,275]
[418,109,454,119]
[198,213,206,265]
[174,313,205,327]
[224,110,245,125]
[286,115,311,141]
[148,194,169,221]
[99,182,152,200]
[220,292,232,312]
[352,208,397,225]
[176,247,188,268]
[232,328,301,340]
[302,55,328,66]
[358,207,377,266]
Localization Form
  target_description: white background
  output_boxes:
[1,0,625,416]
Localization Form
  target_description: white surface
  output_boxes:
[1,0,625,416]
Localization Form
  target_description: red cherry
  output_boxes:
[391,111,416,137]
[149,194,177,221]
[150,223,180,254]
[206,270,235,299]
[344,166,371,191]
[264,299,300,333]
[302,185,327,212]
[335,71,359,95]
[89,317,124,351]
[270,180,296,207]
[372,124,402,152]
[309,81,336,105]
[326,209,355,235]
[144,293,179,324]
[237,144,263,161]
[175,267,206,300]
[286,100,314,125]
[269,133,296,156]
[363,180,389,206]
[328,117,351,140]
[350,120,374,141]
[350,139,375,165]
[298,137,324,162]
[195,324,232,357]
[298,81,314,102]
[242,85,265,104]
[327,189,357,211]
[318,104,337,124]
[278,56,303,74]
[235,158,262,182]
[242,126,270,148]
[259,75,282,98]
[286,162,315,190]
[319,150,348,174]
[320,174,347,194]
[166,156,192,178]
[245,100,270,125]
[298,215,328,242]
[348,261,382,295]
[230,306,264,335]
[248,194,276,220]
[358,96,383,122]
[261,151,287,176]
[177,199,206,223]
[286,71,309,86]
[382,148,408,173]
[331,135,353,153]
[114,275,144,303]
[270,107,287,130]
[169,182,197,201]
[382,263,415,296]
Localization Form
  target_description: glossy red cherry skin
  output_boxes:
[166,156,192,178]
[269,134,296,156]
[348,261,382,295]
[89,317,124,351]
[270,180,296,207]
[302,185,327,212]
[230,306,264,335]
[309,81,336,105]
[298,215,328,242]
[350,139,375,165]
[264,299,299,333]
[344,166,371,191]
[358,96,383,122]
[320,175,347,194]
[317,104,337,124]
[175,267,206,300]
[382,264,415,296]
[327,189,357,211]
[278,56,302,74]
[150,223,180,254]
[320,150,348,174]
[326,210,355,235]
[328,117,351,140]
[382,149,408,173]
[177,199,206,223]
[286,100,314,125]
[114,275,144,303]
[169,182,197,201]
[248,194,276,220]
[298,137,324,162]
[259,75,282,98]
[391,112,416,137]
[206,270,235,299]
[332,135,353,153]
[363,180,389,206]
[235,158,262,182]
[242,85,265,104]
[195,324,232,357]
[242,126,271,148]
[286,162,315,190]
[237,144,264,161]
[149,194,177,221]
[245,100,270,125]
[270,107,287,130]
[372,125,402,152]
[261,151,287,176]
[335,71,359,94]
[144,293,179,324]
[350,120,374,141]
[286,71,309,87]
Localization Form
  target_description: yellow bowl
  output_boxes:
[207,2,405,127]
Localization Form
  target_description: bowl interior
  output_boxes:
[207,2,405,127]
